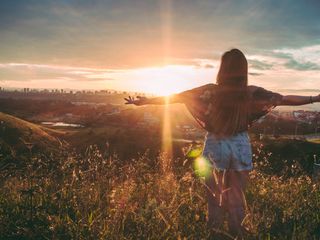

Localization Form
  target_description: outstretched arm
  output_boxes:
[124,94,184,106]
[124,86,204,106]
[279,94,320,106]
[124,84,214,106]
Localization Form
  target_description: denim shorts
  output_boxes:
[202,131,253,171]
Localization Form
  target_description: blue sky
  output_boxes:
[0,0,320,95]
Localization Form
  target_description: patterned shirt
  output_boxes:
[175,83,283,134]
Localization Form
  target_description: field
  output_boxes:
[1,97,320,239]
[1,143,320,239]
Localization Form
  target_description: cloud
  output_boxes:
[0,1,319,68]
[248,59,274,71]
[284,59,320,71]
[279,88,320,93]
[249,72,263,76]
[273,45,320,71]
[245,44,320,74]
[0,63,117,82]
[203,64,214,69]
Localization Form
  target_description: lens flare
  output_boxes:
[187,148,202,158]
[193,157,211,177]
[161,96,172,157]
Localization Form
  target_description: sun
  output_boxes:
[134,65,194,96]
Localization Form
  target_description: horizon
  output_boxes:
[3,83,320,96]
[1,1,320,97]
[1,85,320,112]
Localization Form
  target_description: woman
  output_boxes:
[124,49,320,237]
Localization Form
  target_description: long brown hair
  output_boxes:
[206,49,250,136]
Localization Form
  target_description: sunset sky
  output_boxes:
[0,0,320,95]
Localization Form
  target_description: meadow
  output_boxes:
[1,139,320,239]
[1,101,320,239]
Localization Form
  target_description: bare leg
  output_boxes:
[225,170,249,237]
[205,169,228,230]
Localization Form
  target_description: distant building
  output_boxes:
[293,110,317,123]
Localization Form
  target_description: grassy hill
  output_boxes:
[0,112,62,158]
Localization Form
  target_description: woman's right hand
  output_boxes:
[124,96,148,106]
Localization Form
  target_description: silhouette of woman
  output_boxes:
[124,48,320,237]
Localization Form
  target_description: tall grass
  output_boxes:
[0,144,320,239]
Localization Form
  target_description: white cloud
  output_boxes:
[274,45,320,64]
[0,63,118,82]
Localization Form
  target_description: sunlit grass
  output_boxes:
[1,143,320,239]
[1,145,320,239]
